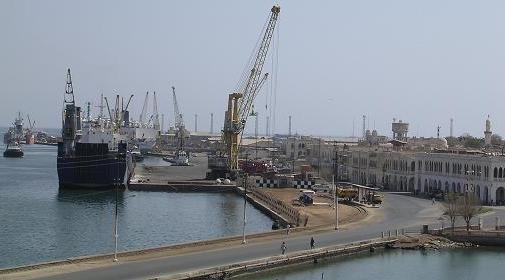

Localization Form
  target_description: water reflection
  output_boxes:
[56,188,125,205]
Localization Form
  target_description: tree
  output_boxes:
[443,192,459,233]
[459,193,481,232]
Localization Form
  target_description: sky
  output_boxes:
[1,0,505,138]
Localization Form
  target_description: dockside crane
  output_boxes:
[172,86,188,153]
[210,5,280,178]
[139,92,149,126]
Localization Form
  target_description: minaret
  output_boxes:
[484,115,492,146]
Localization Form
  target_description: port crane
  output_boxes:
[209,5,280,179]
[172,86,188,153]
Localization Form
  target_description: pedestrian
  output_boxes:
[432,197,435,205]
[310,237,315,249]
[281,241,287,255]
[286,224,291,235]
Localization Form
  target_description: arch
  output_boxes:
[438,180,442,190]
[452,182,456,193]
[417,178,421,192]
[457,183,461,193]
[500,168,503,178]
[484,186,489,205]
[409,177,415,192]
[411,161,415,172]
[424,179,428,193]
[497,187,505,206]
[445,181,449,193]
[476,185,481,199]
[494,167,498,178]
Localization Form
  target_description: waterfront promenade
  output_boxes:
[8,193,505,280]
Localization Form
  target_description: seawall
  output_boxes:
[164,238,398,280]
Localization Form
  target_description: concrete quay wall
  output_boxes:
[165,238,398,280]
[443,230,505,246]
[129,182,235,192]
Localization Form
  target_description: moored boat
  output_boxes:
[3,142,24,158]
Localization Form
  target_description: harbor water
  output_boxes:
[0,142,272,269]
[241,247,505,280]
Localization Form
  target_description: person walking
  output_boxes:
[432,197,435,205]
[281,241,287,255]
[310,237,315,249]
[286,224,291,235]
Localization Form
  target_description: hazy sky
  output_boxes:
[1,0,505,138]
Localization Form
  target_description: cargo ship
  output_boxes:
[57,69,134,189]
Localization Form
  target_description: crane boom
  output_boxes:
[139,91,149,124]
[222,5,280,172]
[237,6,280,125]
[172,86,184,129]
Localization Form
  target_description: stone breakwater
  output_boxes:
[388,234,475,250]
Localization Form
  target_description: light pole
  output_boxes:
[242,154,249,244]
[113,155,119,262]
[333,175,339,230]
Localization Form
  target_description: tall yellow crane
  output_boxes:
[222,5,280,174]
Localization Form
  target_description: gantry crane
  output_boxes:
[216,5,280,177]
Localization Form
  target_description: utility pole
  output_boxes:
[333,175,339,230]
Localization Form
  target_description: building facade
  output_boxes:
[345,148,505,205]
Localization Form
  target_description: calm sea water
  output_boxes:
[0,143,272,269]
[241,248,505,280]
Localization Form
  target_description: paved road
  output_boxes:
[36,193,505,280]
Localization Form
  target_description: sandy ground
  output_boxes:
[261,188,367,227]
[134,153,208,183]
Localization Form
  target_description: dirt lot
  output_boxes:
[260,188,367,227]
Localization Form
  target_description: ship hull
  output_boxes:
[57,142,133,189]
[3,149,24,158]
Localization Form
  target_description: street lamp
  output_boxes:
[113,155,119,262]
[333,175,339,230]
[242,153,249,244]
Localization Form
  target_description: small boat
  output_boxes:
[3,142,24,158]
[162,150,190,166]
[131,149,144,162]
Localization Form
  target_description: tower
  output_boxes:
[484,115,492,146]
[392,119,409,142]
[288,115,292,136]
[210,113,214,134]
[194,114,198,133]
[450,118,454,138]
[362,115,366,139]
